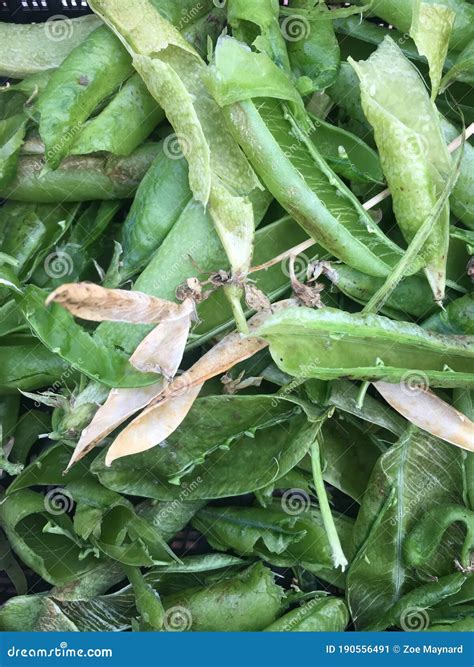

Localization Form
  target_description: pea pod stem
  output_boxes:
[310,436,348,572]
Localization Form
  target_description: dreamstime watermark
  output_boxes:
[163,606,193,631]
[400,370,430,397]
[177,1,204,30]
[280,15,311,42]
[44,250,74,279]
[281,252,310,279]
[163,133,191,160]
[281,488,311,515]
[44,487,74,515]
[7,642,112,659]
[44,15,74,42]
[399,607,430,631]
[153,477,202,526]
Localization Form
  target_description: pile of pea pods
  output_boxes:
[0,0,472,633]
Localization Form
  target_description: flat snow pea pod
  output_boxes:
[353,0,474,51]
[253,306,474,388]
[0,489,102,586]
[19,285,160,389]
[70,74,165,157]
[350,37,452,301]
[0,143,159,202]
[219,95,404,277]
[263,597,349,632]
[161,563,284,631]
[37,25,134,169]
[0,337,71,394]
[423,293,474,335]
[309,115,384,184]
[118,142,192,281]
[0,16,102,78]
[286,0,341,92]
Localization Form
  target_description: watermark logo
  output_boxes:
[44,16,74,42]
[281,488,311,515]
[163,606,193,632]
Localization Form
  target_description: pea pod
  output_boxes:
[286,0,341,92]
[253,306,474,387]
[404,504,474,568]
[209,61,405,276]
[161,563,283,632]
[0,16,101,78]
[350,37,452,300]
[0,143,159,203]
[119,142,192,281]
[264,597,349,632]
[70,74,165,157]
[423,293,474,334]
[441,118,474,229]
[0,336,71,394]
[352,0,474,51]
[37,26,134,169]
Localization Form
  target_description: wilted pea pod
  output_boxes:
[350,37,452,301]
[0,16,101,78]
[352,0,474,51]
[264,597,349,632]
[0,143,159,203]
[162,563,284,631]
[252,306,474,387]
[285,0,341,92]
[37,26,134,169]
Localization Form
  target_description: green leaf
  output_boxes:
[347,427,465,630]
[19,285,160,388]
[441,39,474,90]
[0,113,27,189]
[253,305,474,387]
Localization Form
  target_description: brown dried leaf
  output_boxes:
[66,309,193,470]
[46,282,189,324]
[375,381,474,452]
[104,299,296,465]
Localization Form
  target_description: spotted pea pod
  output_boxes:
[252,306,474,388]
[0,143,159,203]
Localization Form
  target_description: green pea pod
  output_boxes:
[0,337,71,394]
[0,300,26,337]
[353,0,474,51]
[193,504,353,588]
[125,565,164,630]
[310,115,384,184]
[70,74,165,157]
[162,563,284,631]
[0,143,159,202]
[0,489,101,586]
[286,0,341,92]
[253,306,474,387]
[350,37,452,300]
[37,26,134,169]
[441,39,474,90]
[119,142,192,280]
[0,16,101,78]
[404,504,474,568]
[423,293,474,335]
[264,597,349,632]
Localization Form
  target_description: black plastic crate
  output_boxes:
[1,0,91,23]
